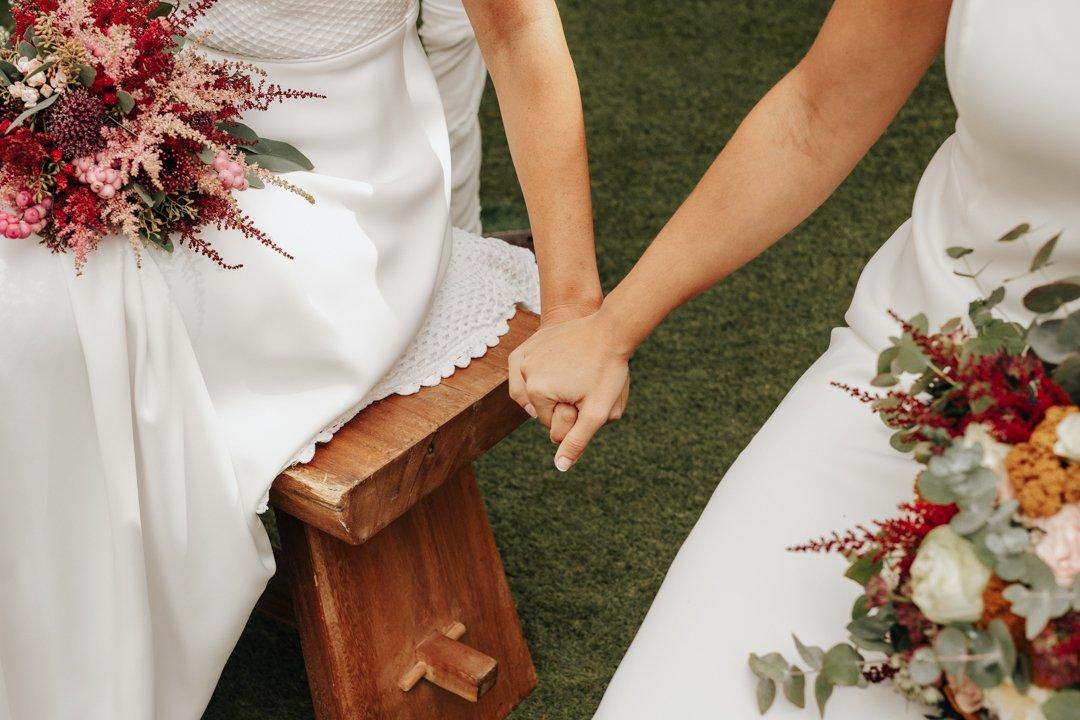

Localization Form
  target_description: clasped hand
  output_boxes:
[508,308,631,471]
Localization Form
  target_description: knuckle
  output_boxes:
[582,408,608,426]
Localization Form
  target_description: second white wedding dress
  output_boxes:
[595,1,1080,718]
[0,1,538,718]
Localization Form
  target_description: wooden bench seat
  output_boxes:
[259,310,540,720]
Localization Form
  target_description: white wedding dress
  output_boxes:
[596,2,1080,718]
[0,1,539,718]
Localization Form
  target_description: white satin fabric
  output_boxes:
[0,1,538,718]
[421,0,487,235]
[595,2,1080,718]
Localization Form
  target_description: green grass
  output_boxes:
[205,1,956,717]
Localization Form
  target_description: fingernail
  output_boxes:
[555,456,573,472]
[524,403,537,418]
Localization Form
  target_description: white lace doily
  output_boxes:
[259,230,538,510]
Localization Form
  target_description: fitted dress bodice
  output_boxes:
[848,0,1080,341]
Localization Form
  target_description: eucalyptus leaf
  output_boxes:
[844,554,882,586]
[1031,232,1062,272]
[149,1,176,18]
[17,41,35,59]
[933,626,968,679]
[889,430,917,453]
[0,60,18,82]
[130,182,156,207]
[1024,280,1080,314]
[871,372,898,387]
[814,675,833,718]
[793,636,824,672]
[998,223,1031,242]
[988,619,1017,674]
[895,335,929,374]
[1053,355,1080,406]
[782,667,806,709]
[877,345,899,375]
[909,647,941,685]
[245,138,314,172]
[5,91,58,133]
[821,644,862,687]
[218,120,260,144]
[1028,313,1080,364]
[1013,653,1032,695]
[1043,690,1080,720]
[749,653,789,683]
[756,677,776,715]
[967,628,1006,688]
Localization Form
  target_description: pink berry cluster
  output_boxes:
[0,189,52,239]
[73,154,123,199]
[212,151,250,191]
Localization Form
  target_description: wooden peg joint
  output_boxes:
[398,622,498,702]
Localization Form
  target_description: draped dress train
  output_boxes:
[595,2,1080,717]
[0,1,539,718]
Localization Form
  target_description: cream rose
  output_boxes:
[1034,503,1080,588]
[982,681,1052,720]
[1053,412,1080,462]
[910,526,991,624]
[962,423,1015,503]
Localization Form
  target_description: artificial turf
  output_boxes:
[204,1,957,717]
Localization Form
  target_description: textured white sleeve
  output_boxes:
[419,0,486,235]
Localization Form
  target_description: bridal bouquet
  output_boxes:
[0,0,319,270]
[752,226,1080,720]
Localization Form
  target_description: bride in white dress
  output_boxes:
[0,0,602,717]
[509,0,1079,717]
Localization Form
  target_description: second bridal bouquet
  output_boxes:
[0,0,319,270]
[752,226,1080,720]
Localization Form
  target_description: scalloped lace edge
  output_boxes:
[256,234,539,513]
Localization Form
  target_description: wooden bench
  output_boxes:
[257,309,540,720]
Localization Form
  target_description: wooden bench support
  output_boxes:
[260,310,540,719]
[277,465,536,720]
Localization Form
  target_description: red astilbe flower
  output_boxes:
[837,314,1069,448]
[52,186,102,230]
[790,501,958,577]
[0,128,51,177]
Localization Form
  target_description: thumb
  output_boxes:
[554,405,608,472]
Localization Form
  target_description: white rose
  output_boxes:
[910,526,991,624]
[15,56,31,73]
[1053,412,1080,462]
[962,423,1015,502]
[982,681,1052,720]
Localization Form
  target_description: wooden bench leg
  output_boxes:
[277,465,537,720]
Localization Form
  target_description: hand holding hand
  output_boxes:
[509,308,632,471]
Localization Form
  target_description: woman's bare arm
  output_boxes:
[463,0,602,323]
[510,0,954,469]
